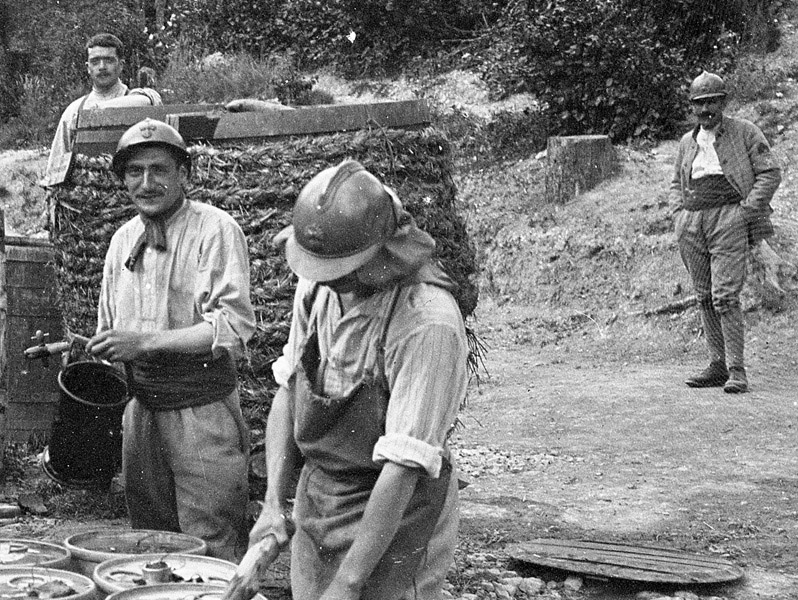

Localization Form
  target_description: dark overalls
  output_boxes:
[289,287,454,600]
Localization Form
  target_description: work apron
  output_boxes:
[290,286,452,600]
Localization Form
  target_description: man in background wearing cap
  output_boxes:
[86,118,256,561]
[248,160,468,600]
[671,71,781,393]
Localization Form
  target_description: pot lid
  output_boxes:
[94,554,236,593]
[106,583,267,600]
[0,539,71,567]
[0,566,95,599]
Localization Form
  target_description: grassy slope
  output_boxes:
[456,22,798,370]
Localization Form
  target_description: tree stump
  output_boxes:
[545,135,618,204]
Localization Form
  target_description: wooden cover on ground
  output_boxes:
[507,539,744,584]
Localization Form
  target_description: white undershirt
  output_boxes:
[691,126,724,179]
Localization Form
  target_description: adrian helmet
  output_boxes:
[689,71,727,101]
[111,118,191,178]
[279,160,397,282]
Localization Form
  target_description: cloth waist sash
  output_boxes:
[128,352,237,411]
[686,174,743,210]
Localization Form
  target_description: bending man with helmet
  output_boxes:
[671,71,781,393]
[86,118,256,561]
[249,160,468,600]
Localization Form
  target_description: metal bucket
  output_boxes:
[41,361,128,488]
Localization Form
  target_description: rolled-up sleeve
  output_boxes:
[197,218,256,360]
[373,304,468,478]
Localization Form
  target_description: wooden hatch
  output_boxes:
[507,539,744,585]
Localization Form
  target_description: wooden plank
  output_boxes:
[73,100,431,156]
[76,104,226,128]
[508,539,744,584]
[208,100,430,140]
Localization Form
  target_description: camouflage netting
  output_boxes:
[48,126,479,426]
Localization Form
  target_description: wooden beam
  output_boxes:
[74,100,432,156]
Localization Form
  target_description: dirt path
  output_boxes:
[453,303,798,599]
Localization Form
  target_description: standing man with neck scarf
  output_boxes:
[42,33,162,187]
[86,118,256,562]
[671,71,781,393]
[247,160,468,600]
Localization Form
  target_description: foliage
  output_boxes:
[5,0,154,105]
[159,45,280,104]
[472,0,688,141]
[158,44,332,106]
[166,0,510,76]
[0,0,788,148]
[435,104,550,166]
[465,0,783,142]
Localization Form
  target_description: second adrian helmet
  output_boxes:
[283,160,397,282]
[689,71,727,101]
[111,118,191,178]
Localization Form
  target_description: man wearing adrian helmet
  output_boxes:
[248,160,468,600]
[86,118,256,561]
[671,71,781,393]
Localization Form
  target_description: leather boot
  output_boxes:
[685,360,729,388]
[724,367,748,393]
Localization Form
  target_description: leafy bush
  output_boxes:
[158,44,332,106]
[159,45,281,104]
[168,0,510,76]
[474,0,688,141]
[470,0,783,142]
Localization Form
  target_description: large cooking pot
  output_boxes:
[93,554,236,595]
[0,566,96,600]
[106,583,267,600]
[63,530,207,577]
[0,539,71,569]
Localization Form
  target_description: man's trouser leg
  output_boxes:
[707,204,748,370]
[123,399,181,532]
[676,209,725,363]
[123,391,250,561]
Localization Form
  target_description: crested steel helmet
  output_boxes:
[281,160,397,282]
[689,71,727,101]
[111,118,191,178]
